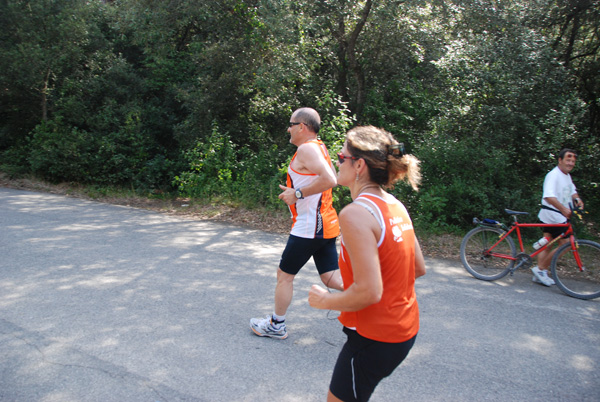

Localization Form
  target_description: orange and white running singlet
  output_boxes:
[338,193,419,343]
[287,140,339,239]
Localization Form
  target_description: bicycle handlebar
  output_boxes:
[569,202,587,221]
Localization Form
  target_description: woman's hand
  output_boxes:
[308,284,329,310]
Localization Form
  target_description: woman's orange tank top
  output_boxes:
[338,194,419,343]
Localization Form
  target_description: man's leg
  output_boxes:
[249,267,293,339]
[315,237,343,291]
[537,245,553,270]
[533,232,568,286]
[250,235,311,338]
[274,268,295,316]
[540,238,569,269]
[320,270,343,291]
[533,232,555,286]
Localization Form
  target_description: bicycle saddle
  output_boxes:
[505,209,529,215]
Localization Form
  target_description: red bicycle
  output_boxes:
[460,208,600,300]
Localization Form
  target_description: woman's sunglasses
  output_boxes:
[337,152,359,164]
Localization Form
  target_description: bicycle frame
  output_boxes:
[483,220,579,270]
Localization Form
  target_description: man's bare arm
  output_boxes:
[279,143,337,205]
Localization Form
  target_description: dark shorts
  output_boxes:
[279,235,338,276]
[329,327,417,402]
[541,225,567,239]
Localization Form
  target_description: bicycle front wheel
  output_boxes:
[551,239,600,300]
[460,227,516,281]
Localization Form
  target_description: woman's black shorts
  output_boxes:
[329,327,417,402]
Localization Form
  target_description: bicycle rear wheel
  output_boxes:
[551,239,600,300]
[460,227,516,281]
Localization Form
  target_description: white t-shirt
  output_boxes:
[538,166,577,224]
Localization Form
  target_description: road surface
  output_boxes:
[1,188,598,401]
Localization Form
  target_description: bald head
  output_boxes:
[292,108,321,134]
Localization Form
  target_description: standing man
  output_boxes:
[532,148,584,286]
[250,107,343,339]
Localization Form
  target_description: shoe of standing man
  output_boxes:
[531,266,555,286]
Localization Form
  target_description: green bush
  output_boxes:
[235,146,288,209]
[134,154,182,192]
[90,109,152,186]
[28,120,94,183]
[174,123,239,199]
[0,145,31,178]
[410,135,539,230]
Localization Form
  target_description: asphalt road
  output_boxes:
[1,187,598,402]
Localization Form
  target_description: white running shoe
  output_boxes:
[250,315,288,340]
[543,270,555,285]
[531,266,554,286]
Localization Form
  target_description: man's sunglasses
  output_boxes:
[337,152,359,164]
[288,122,302,128]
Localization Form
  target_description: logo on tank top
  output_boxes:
[392,225,404,242]
[316,211,323,235]
[392,219,414,243]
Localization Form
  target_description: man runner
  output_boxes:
[250,107,343,339]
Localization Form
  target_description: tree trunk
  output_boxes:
[345,0,372,120]
[335,16,350,104]
[41,68,51,122]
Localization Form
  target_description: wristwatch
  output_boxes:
[295,188,304,199]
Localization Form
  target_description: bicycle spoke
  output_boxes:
[460,227,515,281]
[552,240,600,300]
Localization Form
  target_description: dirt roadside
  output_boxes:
[0,174,462,261]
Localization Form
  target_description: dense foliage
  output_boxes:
[1,0,598,231]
